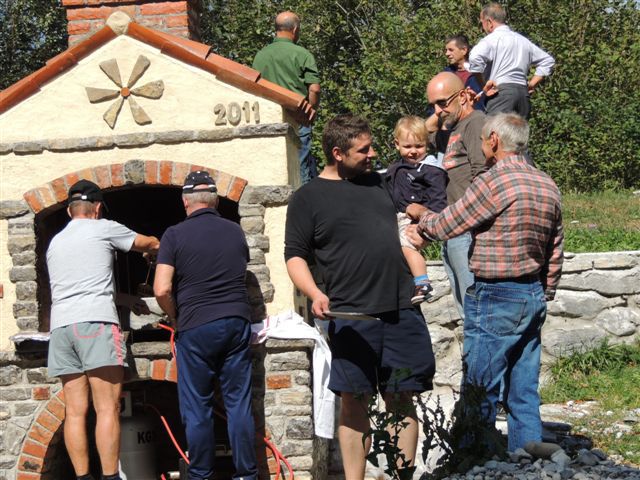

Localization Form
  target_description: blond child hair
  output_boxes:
[393,116,428,143]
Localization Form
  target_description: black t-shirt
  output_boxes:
[157,208,251,331]
[284,173,414,313]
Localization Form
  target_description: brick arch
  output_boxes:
[22,160,248,214]
[16,360,276,479]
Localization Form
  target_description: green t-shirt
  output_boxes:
[252,38,320,97]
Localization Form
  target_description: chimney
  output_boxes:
[62,0,201,46]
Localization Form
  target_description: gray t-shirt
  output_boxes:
[47,219,137,331]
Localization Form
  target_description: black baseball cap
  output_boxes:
[183,170,217,194]
[68,179,104,203]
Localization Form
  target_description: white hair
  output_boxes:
[482,113,530,153]
[182,190,218,207]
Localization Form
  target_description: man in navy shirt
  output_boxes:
[154,171,257,480]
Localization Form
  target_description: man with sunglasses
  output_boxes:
[469,2,555,119]
[425,71,487,322]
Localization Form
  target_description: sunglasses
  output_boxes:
[432,89,463,109]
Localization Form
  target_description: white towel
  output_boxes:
[251,311,335,439]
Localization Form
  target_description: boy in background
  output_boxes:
[385,116,448,304]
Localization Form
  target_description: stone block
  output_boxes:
[130,342,171,357]
[16,317,39,331]
[265,417,285,443]
[3,422,26,456]
[280,439,313,456]
[0,366,22,386]
[423,299,459,327]
[240,185,293,206]
[1,388,30,401]
[13,142,44,154]
[267,405,313,417]
[268,351,310,371]
[427,324,455,359]
[15,282,37,301]
[263,391,276,407]
[12,302,37,318]
[12,403,38,417]
[593,253,638,269]
[247,264,270,280]
[433,356,463,387]
[294,371,311,386]
[245,234,269,250]
[9,266,36,282]
[124,159,146,184]
[238,204,265,217]
[25,368,56,384]
[278,390,312,406]
[562,255,595,273]
[7,236,35,255]
[241,216,265,234]
[286,455,314,470]
[543,326,607,358]
[248,248,266,265]
[133,358,150,378]
[559,269,640,295]
[0,456,16,469]
[11,252,36,266]
[595,308,640,337]
[547,290,625,320]
[286,417,313,439]
[0,200,29,219]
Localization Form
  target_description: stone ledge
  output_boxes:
[265,338,314,350]
[0,124,291,155]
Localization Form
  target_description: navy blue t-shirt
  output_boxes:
[157,208,251,331]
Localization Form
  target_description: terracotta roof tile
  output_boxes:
[0,15,315,124]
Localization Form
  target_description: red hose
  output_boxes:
[152,322,295,480]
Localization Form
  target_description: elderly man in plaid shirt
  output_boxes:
[406,112,563,452]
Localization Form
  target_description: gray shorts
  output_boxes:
[48,322,128,377]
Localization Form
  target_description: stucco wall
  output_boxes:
[0,36,284,143]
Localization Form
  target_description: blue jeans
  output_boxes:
[442,232,475,320]
[176,317,257,480]
[298,125,317,184]
[463,278,547,452]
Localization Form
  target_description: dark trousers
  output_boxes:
[485,83,531,119]
[176,317,257,480]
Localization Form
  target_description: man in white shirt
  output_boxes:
[469,2,555,118]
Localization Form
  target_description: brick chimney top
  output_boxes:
[62,0,201,46]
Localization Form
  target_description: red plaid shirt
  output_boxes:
[418,155,564,298]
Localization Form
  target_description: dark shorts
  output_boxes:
[327,307,435,395]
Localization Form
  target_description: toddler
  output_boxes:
[385,116,448,304]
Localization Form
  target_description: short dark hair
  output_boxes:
[446,34,471,58]
[321,114,371,165]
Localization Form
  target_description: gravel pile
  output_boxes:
[439,442,640,480]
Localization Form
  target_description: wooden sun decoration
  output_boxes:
[85,55,165,129]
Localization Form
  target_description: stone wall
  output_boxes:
[0,338,326,480]
[423,251,640,388]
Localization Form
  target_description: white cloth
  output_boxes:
[251,311,335,439]
[468,25,555,86]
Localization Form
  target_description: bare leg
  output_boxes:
[402,247,427,278]
[383,392,419,469]
[339,393,371,480]
[87,366,123,476]
[61,373,91,476]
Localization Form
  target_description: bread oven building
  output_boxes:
[0,2,325,478]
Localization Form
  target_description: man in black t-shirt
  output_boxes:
[285,114,435,478]
[154,171,257,480]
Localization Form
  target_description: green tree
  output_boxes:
[0,0,67,90]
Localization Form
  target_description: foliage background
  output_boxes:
[1,0,639,191]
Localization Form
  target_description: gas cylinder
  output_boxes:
[119,414,157,480]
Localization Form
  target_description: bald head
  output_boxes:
[427,72,464,100]
[275,11,300,32]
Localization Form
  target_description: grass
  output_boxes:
[562,190,640,252]
[422,189,640,260]
[541,340,640,465]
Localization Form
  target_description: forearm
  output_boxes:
[132,234,160,254]
[155,293,177,321]
[307,84,321,109]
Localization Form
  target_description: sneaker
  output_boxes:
[411,283,433,305]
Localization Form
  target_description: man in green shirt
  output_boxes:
[253,11,321,184]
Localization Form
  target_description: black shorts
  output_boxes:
[327,307,435,395]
